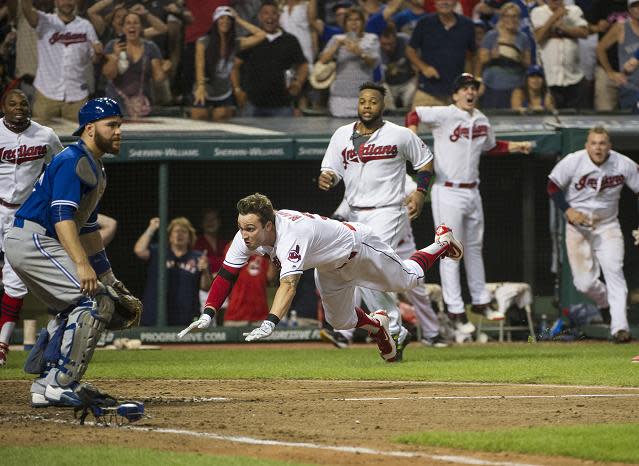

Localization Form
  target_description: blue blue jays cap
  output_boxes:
[73,97,122,137]
[526,64,545,77]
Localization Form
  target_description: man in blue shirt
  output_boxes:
[5,97,133,409]
[406,0,476,107]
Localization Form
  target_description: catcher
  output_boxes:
[5,98,142,409]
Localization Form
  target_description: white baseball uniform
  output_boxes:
[415,104,496,313]
[0,118,63,298]
[223,210,426,330]
[549,149,639,336]
[321,120,433,334]
[33,11,98,102]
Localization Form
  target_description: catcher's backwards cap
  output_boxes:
[452,73,480,94]
[73,97,122,137]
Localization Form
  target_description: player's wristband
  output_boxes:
[416,170,433,194]
[89,249,111,275]
[547,181,570,212]
[203,307,216,319]
[267,313,280,326]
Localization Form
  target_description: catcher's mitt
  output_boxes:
[106,281,143,330]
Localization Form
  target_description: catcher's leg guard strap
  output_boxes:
[54,305,109,387]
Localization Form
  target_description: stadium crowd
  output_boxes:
[0,0,638,119]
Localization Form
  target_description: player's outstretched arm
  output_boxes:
[244,274,300,341]
[507,141,534,154]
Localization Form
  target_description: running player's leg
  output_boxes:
[464,192,493,311]
[565,224,608,308]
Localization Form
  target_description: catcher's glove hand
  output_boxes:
[106,281,143,330]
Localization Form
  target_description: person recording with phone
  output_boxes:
[102,10,169,117]
[317,7,380,117]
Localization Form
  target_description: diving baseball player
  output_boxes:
[548,126,639,343]
[0,89,63,367]
[406,73,533,335]
[5,98,140,407]
[178,193,462,362]
[318,81,434,360]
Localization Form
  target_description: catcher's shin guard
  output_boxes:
[53,294,115,387]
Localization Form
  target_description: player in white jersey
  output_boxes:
[0,89,63,367]
[405,73,533,336]
[321,175,449,349]
[548,126,639,344]
[318,82,434,360]
[177,193,463,362]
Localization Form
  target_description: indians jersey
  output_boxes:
[34,12,98,101]
[321,121,432,208]
[549,150,639,224]
[15,140,106,239]
[224,210,356,279]
[415,105,496,183]
[0,119,63,205]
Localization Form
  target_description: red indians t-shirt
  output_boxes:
[224,254,270,322]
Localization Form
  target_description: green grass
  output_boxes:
[397,423,639,464]
[2,342,638,386]
[0,446,316,466]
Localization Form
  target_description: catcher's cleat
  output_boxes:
[434,224,463,261]
[44,381,84,407]
[370,310,397,362]
[0,342,8,368]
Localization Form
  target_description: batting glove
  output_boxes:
[633,228,639,246]
[243,320,276,342]
[177,313,212,338]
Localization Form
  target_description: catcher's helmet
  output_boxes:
[73,97,122,136]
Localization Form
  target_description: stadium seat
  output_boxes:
[476,282,536,343]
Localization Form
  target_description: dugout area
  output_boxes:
[11,114,639,342]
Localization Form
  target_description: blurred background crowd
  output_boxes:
[0,0,638,121]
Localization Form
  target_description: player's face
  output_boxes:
[452,85,478,112]
[357,89,384,125]
[2,92,31,124]
[238,213,272,250]
[258,5,279,34]
[585,132,611,166]
[92,116,123,155]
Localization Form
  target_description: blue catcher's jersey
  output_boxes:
[15,140,106,240]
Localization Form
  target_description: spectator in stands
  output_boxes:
[380,24,416,109]
[102,11,169,117]
[595,0,639,112]
[317,6,380,117]
[21,0,102,122]
[180,0,228,106]
[135,216,213,326]
[280,0,317,70]
[87,1,168,45]
[478,2,531,108]
[531,0,589,109]
[194,208,228,277]
[367,0,426,36]
[510,63,555,111]
[235,0,308,117]
[406,0,476,108]
[190,6,266,121]
[97,213,118,247]
[313,0,348,47]
[223,252,277,326]
[586,0,629,111]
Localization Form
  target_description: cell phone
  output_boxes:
[118,33,126,44]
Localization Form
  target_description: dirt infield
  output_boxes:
[1,376,638,465]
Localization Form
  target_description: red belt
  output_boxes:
[444,181,477,189]
[0,198,20,208]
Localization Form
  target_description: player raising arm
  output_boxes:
[404,73,534,338]
[178,193,462,362]
[547,126,639,345]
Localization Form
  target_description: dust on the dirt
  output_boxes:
[1,379,638,465]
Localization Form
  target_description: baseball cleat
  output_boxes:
[0,342,8,367]
[434,224,463,261]
[421,333,449,348]
[392,326,411,362]
[44,382,84,407]
[319,328,350,349]
[471,303,505,321]
[447,311,476,334]
[612,329,632,344]
[370,310,397,362]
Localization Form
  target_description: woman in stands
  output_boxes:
[190,6,266,121]
[510,64,555,112]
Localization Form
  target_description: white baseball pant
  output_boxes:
[0,205,28,298]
